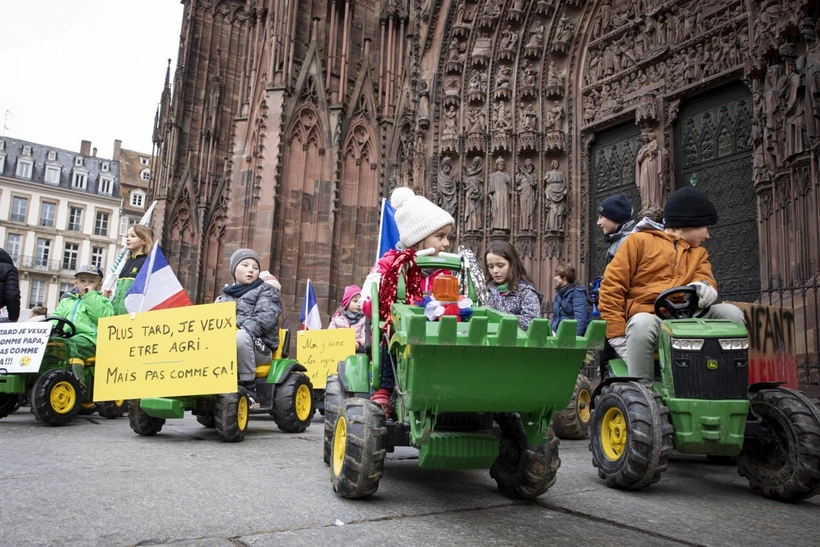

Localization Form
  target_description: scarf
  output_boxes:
[344,310,364,323]
[222,278,264,298]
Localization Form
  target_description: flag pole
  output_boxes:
[137,241,160,313]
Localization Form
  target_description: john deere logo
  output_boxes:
[706,359,718,370]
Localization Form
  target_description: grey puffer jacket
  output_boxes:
[604,219,636,265]
[217,282,282,352]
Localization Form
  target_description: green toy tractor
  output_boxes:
[589,287,820,502]
[325,253,606,499]
[0,317,126,425]
[129,328,314,442]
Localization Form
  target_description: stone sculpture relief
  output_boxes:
[544,160,567,234]
[464,156,484,232]
[488,157,511,231]
[635,129,669,214]
[516,159,537,231]
[437,156,458,217]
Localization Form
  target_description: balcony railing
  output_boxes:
[10,213,26,222]
[15,255,62,272]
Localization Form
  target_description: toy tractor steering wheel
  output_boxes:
[654,286,709,320]
[46,316,77,339]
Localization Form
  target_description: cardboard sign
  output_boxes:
[297,328,355,389]
[727,301,799,389]
[94,302,238,400]
[0,323,52,373]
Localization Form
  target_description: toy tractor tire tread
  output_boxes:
[128,401,166,436]
[97,400,127,419]
[273,372,315,433]
[589,382,673,490]
[215,389,249,443]
[79,403,98,416]
[737,388,820,502]
[31,369,82,426]
[0,393,24,420]
[324,375,344,465]
[490,413,559,499]
[196,414,216,428]
[553,373,593,440]
[331,398,387,499]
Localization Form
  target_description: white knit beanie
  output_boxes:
[391,187,455,249]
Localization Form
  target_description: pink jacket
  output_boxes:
[328,308,367,346]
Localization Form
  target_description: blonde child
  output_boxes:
[216,249,282,408]
[104,225,154,315]
[328,285,366,349]
[363,187,455,412]
[484,241,542,331]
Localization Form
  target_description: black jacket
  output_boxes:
[0,248,21,322]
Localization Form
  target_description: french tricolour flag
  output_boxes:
[300,278,322,330]
[376,197,400,261]
[125,242,193,313]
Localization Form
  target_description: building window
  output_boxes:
[39,202,56,228]
[99,176,114,195]
[68,207,83,231]
[120,216,131,236]
[139,156,149,166]
[102,161,110,172]
[74,156,83,167]
[16,158,33,179]
[44,165,61,185]
[91,246,105,269]
[11,196,28,223]
[47,150,57,161]
[35,238,51,268]
[29,279,46,308]
[94,211,110,236]
[130,191,145,208]
[5,234,22,262]
[63,242,79,271]
[72,172,88,189]
[140,168,151,181]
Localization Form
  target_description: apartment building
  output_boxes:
[112,139,151,240]
[0,137,121,315]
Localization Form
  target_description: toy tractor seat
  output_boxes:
[255,328,290,378]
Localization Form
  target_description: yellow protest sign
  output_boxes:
[297,328,355,389]
[94,302,237,400]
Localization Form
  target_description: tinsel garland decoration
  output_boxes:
[458,246,489,306]
[378,248,423,328]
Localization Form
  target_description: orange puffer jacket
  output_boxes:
[598,227,716,339]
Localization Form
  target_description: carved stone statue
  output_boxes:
[516,159,537,231]
[488,157,511,231]
[464,156,484,231]
[555,15,574,44]
[781,54,809,158]
[467,107,486,133]
[437,156,458,216]
[764,64,785,168]
[443,105,458,136]
[417,78,430,122]
[526,24,544,48]
[546,100,565,130]
[521,61,537,86]
[547,62,564,88]
[500,25,518,49]
[496,65,512,88]
[520,103,537,130]
[798,17,820,139]
[593,0,612,38]
[494,102,510,131]
[635,130,669,214]
[544,160,567,233]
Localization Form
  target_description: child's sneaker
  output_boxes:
[246,391,261,410]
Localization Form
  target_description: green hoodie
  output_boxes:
[52,290,114,360]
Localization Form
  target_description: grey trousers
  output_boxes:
[622,303,746,382]
[236,329,272,383]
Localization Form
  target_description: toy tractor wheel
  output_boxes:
[97,400,127,419]
[491,413,559,499]
[196,414,216,428]
[128,401,165,436]
[553,374,593,439]
[215,388,250,442]
[737,388,820,502]
[79,402,98,416]
[273,372,314,433]
[31,369,82,426]
[589,381,673,490]
[331,398,387,499]
[0,393,24,419]
[324,374,343,464]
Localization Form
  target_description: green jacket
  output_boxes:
[52,290,114,343]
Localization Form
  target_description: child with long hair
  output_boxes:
[104,224,154,315]
[328,285,366,349]
[484,241,542,331]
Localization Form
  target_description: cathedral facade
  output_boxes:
[149,0,820,333]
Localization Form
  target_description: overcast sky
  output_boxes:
[0,0,184,157]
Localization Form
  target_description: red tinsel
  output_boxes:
[377,248,423,329]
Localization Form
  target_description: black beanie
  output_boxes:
[663,187,718,228]
[597,194,633,224]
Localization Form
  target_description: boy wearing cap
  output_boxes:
[216,249,282,408]
[52,265,114,364]
[598,187,745,383]
[328,285,366,349]
[596,193,635,266]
